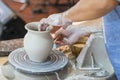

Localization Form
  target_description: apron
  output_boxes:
[103,5,120,80]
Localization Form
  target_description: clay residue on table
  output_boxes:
[0,38,23,52]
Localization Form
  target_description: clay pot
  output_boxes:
[24,22,53,62]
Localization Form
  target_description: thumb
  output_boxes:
[38,18,49,31]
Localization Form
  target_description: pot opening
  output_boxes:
[25,22,50,33]
[28,26,38,31]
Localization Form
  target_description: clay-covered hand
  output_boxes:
[54,24,101,45]
[38,13,72,31]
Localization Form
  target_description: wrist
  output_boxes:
[62,11,72,22]
[61,12,72,29]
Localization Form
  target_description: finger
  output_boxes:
[54,40,65,46]
[54,28,71,39]
[54,28,72,46]
[54,34,63,41]
[63,34,80,45]
[54,34,66,46]
[54,28,63,38]
[54,40,64,45]
[38,18,49,31]
[47,14,62,26]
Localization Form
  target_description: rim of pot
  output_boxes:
[25,22,50,33]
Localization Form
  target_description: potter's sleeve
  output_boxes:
[103,5,120,80]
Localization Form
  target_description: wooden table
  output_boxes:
[3,0,59,23]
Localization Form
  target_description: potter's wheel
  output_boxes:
[8,48,68,74]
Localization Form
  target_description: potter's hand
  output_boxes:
[38,13,72,31]
[54,24,101,45]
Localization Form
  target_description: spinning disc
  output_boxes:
[8,48,68,74]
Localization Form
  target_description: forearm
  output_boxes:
[63,0,118,22]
